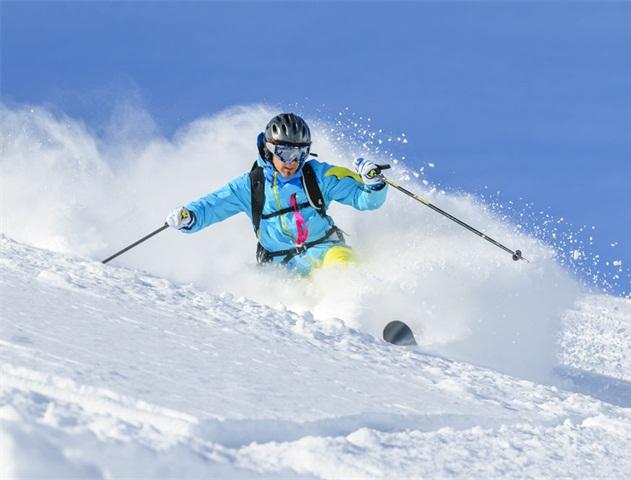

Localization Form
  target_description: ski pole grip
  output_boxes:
[371,164,391,179]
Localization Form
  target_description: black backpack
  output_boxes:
[250,160,348,264]
[249,134,344,264]
[249,160,326,236]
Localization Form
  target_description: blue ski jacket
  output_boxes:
[181,152,388,274]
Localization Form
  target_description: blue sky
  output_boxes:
[2,1,630,294]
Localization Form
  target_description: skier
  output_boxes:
[165,113,388,275]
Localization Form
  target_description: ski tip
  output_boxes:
[383,320,417,346]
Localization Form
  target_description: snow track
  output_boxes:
[1,236,630,478]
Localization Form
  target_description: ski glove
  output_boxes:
[354,157,385,189]
[166,206,194,230]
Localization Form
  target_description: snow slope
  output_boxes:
[2,236,630,479]
[1,103,606,385]
[2,103,630,477]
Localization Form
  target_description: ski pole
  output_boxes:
[102,224,169,264]
[373,165,528,262]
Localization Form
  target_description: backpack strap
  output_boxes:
[261,202,311,220]
[259,226,345,265]
[250,159,335,264]
[250,161,265,235]
[301,161,326,216]
[250,160,326,235]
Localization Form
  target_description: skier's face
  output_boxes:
[272,154,300,178]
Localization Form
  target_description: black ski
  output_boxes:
[383,320,417,346]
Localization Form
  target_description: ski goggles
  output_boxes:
[266,142,310,164]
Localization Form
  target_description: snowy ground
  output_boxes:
[1,235,630,479]
[1,103,630,478]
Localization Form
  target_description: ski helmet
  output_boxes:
[264,113,311,146]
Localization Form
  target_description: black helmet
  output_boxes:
[264,113,311,146]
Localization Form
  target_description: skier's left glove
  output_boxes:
[166,206,194,230]
[354,157,386,190]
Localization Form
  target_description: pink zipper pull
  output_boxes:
[290,193,309,246]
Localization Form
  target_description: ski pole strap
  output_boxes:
[382,177,528,262]
[102,224,169,264]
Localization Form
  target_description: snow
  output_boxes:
[1,104,631,477]
[562,296,631,379]
[1,236,631,478]
[1,103,589,383]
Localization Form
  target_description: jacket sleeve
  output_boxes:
[181,173,251,234]
[318,162,388,211]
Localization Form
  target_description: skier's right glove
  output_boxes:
[166,206,194,230]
